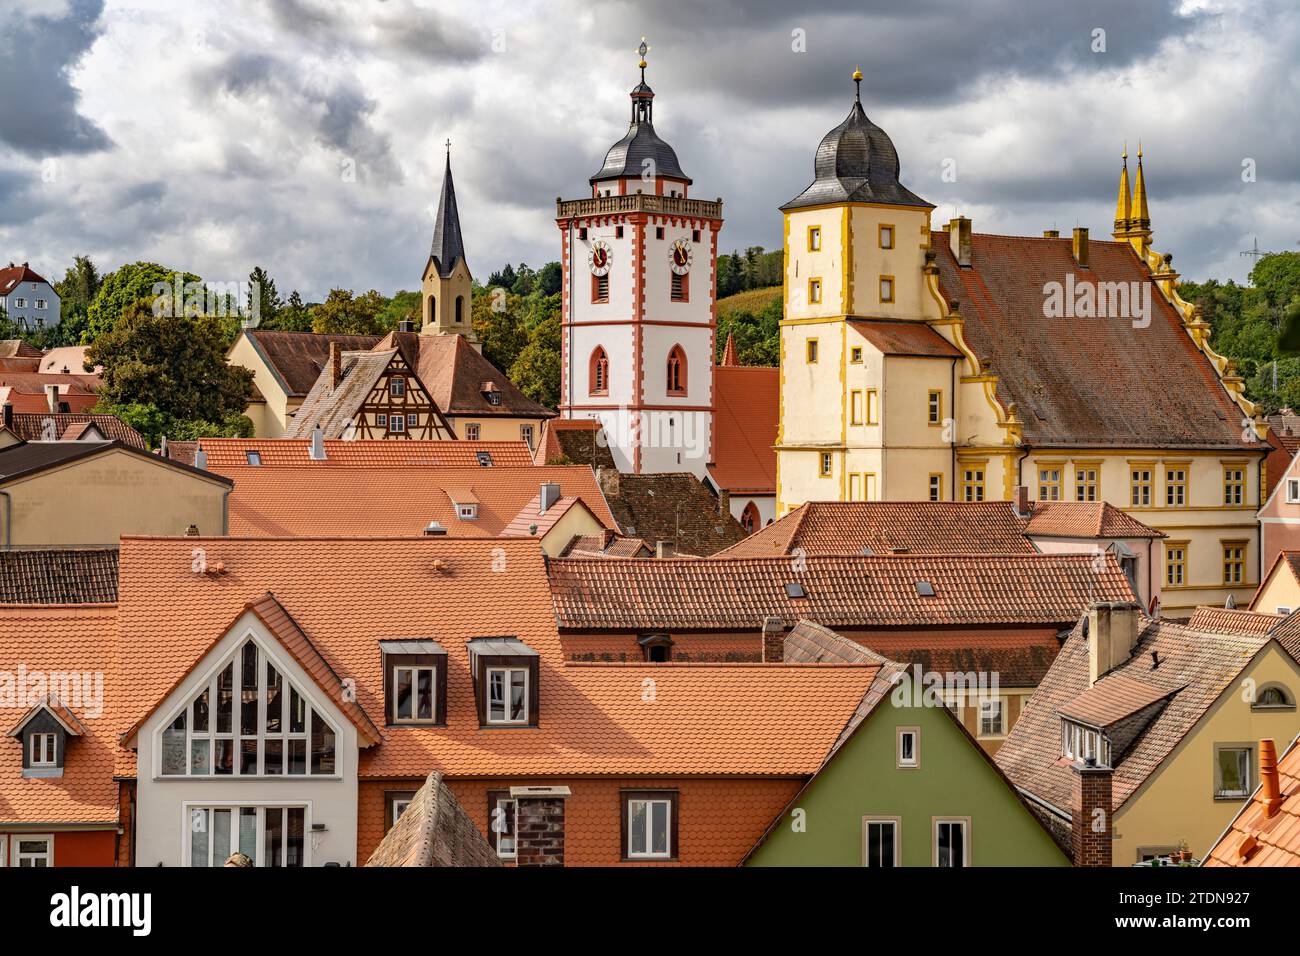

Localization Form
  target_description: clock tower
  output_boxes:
[556,40,723,476]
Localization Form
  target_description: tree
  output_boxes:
[537,261,562,296]
[377,290,421,331]
[509,313,561,409]
[309,288,388,334]
[277,290,312,332]
[473,286,527,373]
[53,255,101,346]
[85,261,200,342]
[246,266,282,327]
[1251,252,1300,312]
[486,263,517,289]
[85,298,255,424]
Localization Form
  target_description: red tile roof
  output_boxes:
[0,265,51,297]
[1187,606,1285,636]
[1057,672,1177,728]
[0,605,120,825]
[223,464,616,537]
[242,330,382,397]
[1204,735,1300,867]
[849,318,964,357]
[852,627,1064,687]
[7,413,146,448]
[709,366,778,494]
[549,552,1136,630]
[1024,501,1165,539]
[933,232,1263,449]
[532,418,616,468]
[501,494,596,539]
[194,438,533,468]
[0,548,119,604]
[111,536,875,778]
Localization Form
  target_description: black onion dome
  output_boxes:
[782,99,931,210]
[590,80,691,185]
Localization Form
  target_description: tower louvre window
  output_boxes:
[592,273,609,303]
[670,272,688,302]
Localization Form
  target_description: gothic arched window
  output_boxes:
[741,501,760,534]
[454,295,464,324]
[666,345,687,396]
[589,347,609,396]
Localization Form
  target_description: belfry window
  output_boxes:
[590,347,609,396]
[666,346,687,395]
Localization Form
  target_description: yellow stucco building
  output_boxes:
[776,74,1268,616]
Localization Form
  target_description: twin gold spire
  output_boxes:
[1113,143,1151,248]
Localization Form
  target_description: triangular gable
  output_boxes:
[121,591,381,747]
[7,695,86,738]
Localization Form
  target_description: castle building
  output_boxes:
[776,71,1269,615]
[555,44,723,477]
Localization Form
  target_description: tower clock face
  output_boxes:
[588,240,612,276]
[669,238,693,275]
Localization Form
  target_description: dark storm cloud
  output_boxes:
[0,0,111,156]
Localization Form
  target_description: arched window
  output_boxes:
[454,295,464,324]
[666,345,687,396]
[589,347,609,396]
[1252,683,1295,710]
[741,501,761,534]
[428,295,436,327]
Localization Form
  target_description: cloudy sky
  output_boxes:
[2,0,1298,299]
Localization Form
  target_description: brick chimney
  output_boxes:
[718,488,731,519]
[1260,739,1284,818]
[596,465,620,500]
[511,786,570,867]
[762,615,785,662]
[655,540,675,559]
[329,342,342,389]
[1072,227,1090,269]
[1087,601,1141,685]
[1013,485,1031,518]
[1071,759,1113,867]
[949,217,972,267]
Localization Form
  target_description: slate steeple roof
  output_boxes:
[430,148,467,279]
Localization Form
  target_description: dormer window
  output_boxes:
[457,503,478,520]
[475,452,493,467]
[29,733,57,767]
[1060,718,1111,766]
[468,637,539,728]
[381,641,447,726]
[8,697,82,778]
[484,389,503,406]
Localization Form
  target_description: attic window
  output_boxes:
[467,637,540,728]
[246,451,261,466]
[476,452,493,467]
[29,732,57,767]
[784,582,807,599]
[381,640,447,726]
[915,581,936,597]
[457,503,478,520]
[484,390,503,406]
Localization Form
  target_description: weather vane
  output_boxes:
[638,37,649,80]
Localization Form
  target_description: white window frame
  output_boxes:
[406,413,418,427]
[182,803,311,868]
[520,424,535,449]
[457,503,478,520]
[155,634,342,780]
[485,666,529,725]
[11,834,52,867]
[29,732,57,767]
[1277,606,1293,616]
[391,664,437,724]
[465,423,480,441]
[897,726,920,769]
[389,414,406,433]
[1287,478,1300,504]
[978,698,1005,739]
[626,797,673,860]
[376,413,388,427]
[933,818,970,867]
[35,298,47,309]
[491,794,518,860]
[13,298,24,308]
[861,816,900,867]
[392,797,412,822]
[1215,745,1253,799]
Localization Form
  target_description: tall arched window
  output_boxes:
[454,295,464,324]
[428,295,436,327]
[741,501,760,534]
[589,347,609,396]
[666,345,687,396]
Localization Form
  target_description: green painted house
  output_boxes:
[744,622,1070,867]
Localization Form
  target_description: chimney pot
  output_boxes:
[1072,227,1090,269]
[398,319,414,333]
[655,540,675,559]
[949,217,973,267]
[194,448,208,470]
[511,787,570,867]
[1260,738,1283,818]
[762,615,785,662]
[1043,229,1060,238]
[329,342,342,389]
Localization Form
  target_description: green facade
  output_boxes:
[747,697,1069,866]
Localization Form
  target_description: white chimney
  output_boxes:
[539,482,561,515]
[194,448,208,470]
[45,383,60,413]
[309,425,326,461]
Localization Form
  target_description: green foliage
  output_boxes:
[50,255,101,347]
[85,299,254,424]
[96,401,169,447]
[167,413,255,441]
[378,290,421,331]
[246,266,283,328]
[276,290,312,332]
[716,246,782,298]
[85,261,200,343]
[716,294,782,366]
[310,288,388,334]
[509,313,562,409]
[97,400,253,448]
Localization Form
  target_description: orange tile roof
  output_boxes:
[549,552,1136,630]
[708,366,777,494]
[223,464,616,537]
[1024,501,1165,539]
[111,536,874,778]
[0,605,120,825]
[1252,551,1300,611]
[1057,673,1177,728]
[1204,735,1300,867]
[848,318,964,357]
[501,494,595,539]
[196,438,534,468]
[1187,606,1285,636]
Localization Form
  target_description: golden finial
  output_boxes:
[852,66,863,82]
[1122,141,1127,161]
[1137,140,1143,160]
[638,37,649,70]
[852,65,863,102]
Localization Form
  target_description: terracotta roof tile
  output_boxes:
[708,366,777,494]
[0,548,118,604]
[849,318,963,357]
[0,266,51,298]
[194,438,533,469]
[1204,735,1300,867]
[533,418,616,468]
[243,330,382,397]
[502,494,594,539]
[604,472,748,556]
[549,551,1136,630]
[1187,606,1284,636]
[6,413,145,448]
[1025,501,1165,539]
[1057,672,1176,728]
[934,232,1262,449]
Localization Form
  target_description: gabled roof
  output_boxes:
[111,536,875,778]
[6,695,86,738]
[501,494,598,540]
[0,264,52,296]
[548,551,1136,631]
[377,331,555,420]
[223,464,615,537]
[1203,734,1300,867]
[283,348,413,438]
[0,605,119,825]
[364,771,500,867]
[561,531,652,558]
[1251,551,1300,611]
[122,592,381,747]
[533,418,616,468]
[0,339,43,358]
[0,440,231,487]
[0,547,119,604]
[39,346,98,376]
[708,366,777,495]
[933,232,1264,449]
[1057,672,1177,728]
[1187,606,1285,636]
[604,472,748,556]
[719,499,1162,559]
[191,437,533,469]
[996,616,1284,817]
[7,413,145,449]
[240,330,382,397]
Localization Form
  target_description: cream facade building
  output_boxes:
[776,75,1269,616]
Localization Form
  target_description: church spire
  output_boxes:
[721,332,739,367]
[430,142,466,279]
[1112,144,1131,238]
[1129,142,1151,234]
